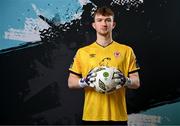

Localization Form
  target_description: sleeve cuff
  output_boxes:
[69,70,82,78]
[128,69,140,75]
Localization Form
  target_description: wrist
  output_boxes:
[79,78,88,88]
[124,77,132,87]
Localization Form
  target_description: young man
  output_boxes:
[68,6,140,125]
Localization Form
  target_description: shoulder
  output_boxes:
[77,42,96,53]
[113,41,133,51]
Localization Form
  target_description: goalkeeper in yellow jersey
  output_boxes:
[68,6,140,125]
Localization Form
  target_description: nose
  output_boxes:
[102,20,107,26]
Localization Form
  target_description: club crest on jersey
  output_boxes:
[114,51,120,58]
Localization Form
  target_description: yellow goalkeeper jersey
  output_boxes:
[69,41,140,121]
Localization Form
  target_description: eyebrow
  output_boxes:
[95,17,112,20]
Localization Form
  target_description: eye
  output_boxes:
[106,18,112,22]
[96,19,102,22]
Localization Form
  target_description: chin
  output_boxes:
[99,32,109,36]
[98,30,108,35]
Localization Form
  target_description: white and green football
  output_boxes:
[89,66,122,93]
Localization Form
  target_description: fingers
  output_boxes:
[116,84,122,89]
[89,83,95,87]
[114,71,123,76]
[114,73,121,78]
[87,72,97,78]
[113,71,126,85]
[86,72,97,85]
[87,72,97,81]
[114,78,121,83]
[89,77,96,82]
[86,77,96,87]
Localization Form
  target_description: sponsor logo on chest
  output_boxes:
[89,54,96,58]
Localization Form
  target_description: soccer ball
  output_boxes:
[89,66,122,93]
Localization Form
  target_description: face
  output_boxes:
[92,14,116,36]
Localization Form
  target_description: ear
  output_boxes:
[92,22,96,29]
[112,22,116,29]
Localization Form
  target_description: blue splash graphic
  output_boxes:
[0,0,144,51]
[0,0,86,51]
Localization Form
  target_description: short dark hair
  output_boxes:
[93,6,114,19]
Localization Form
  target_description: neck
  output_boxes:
[96,33,113,47]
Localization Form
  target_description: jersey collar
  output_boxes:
[95,41,114,48]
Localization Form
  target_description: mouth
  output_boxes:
[101,28,108,31]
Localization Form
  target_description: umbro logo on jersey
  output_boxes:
[89,54,96,58]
